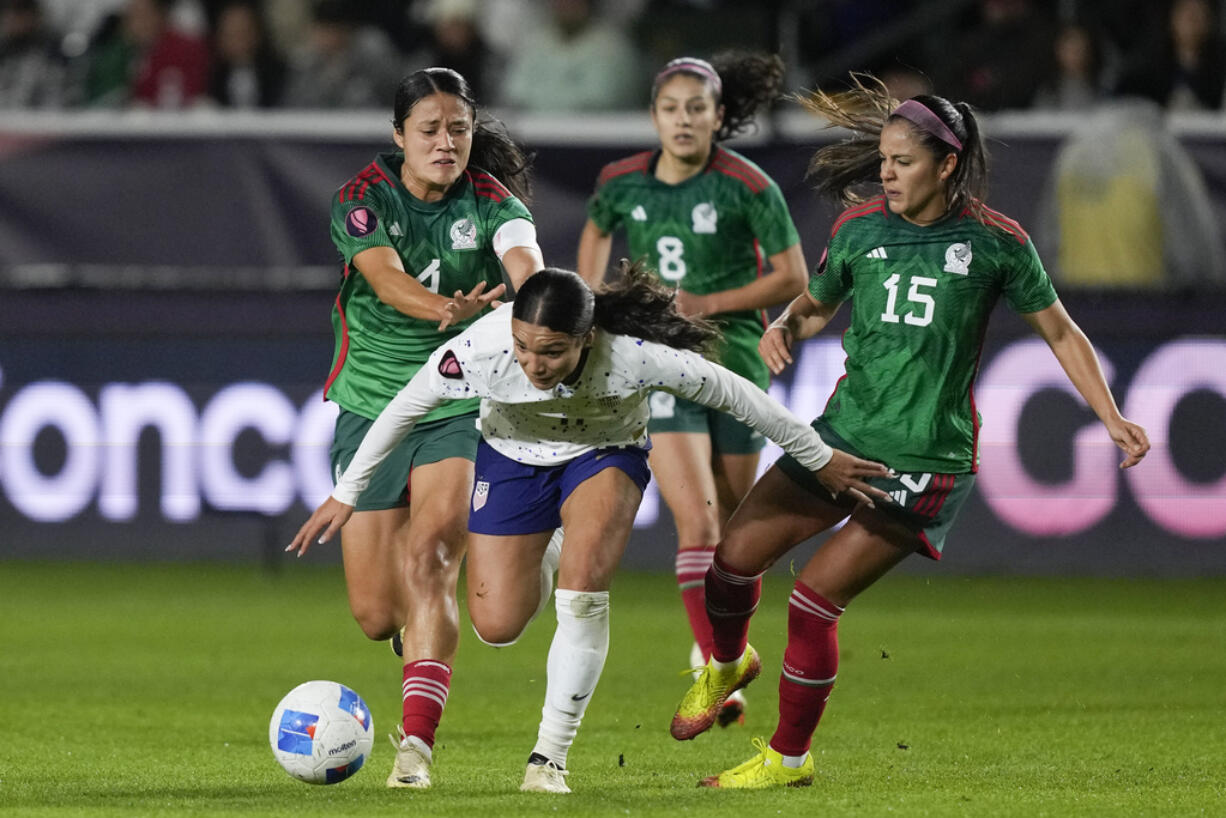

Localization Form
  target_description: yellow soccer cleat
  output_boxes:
[699,737,814,789]
[670,644,761,740]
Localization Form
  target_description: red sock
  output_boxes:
[676,546,717,660]
[770,582,843,757]
[704,553,763,663]
[401,660,452,749]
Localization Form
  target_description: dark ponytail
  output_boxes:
[392,67,534,203]
[800,73,991,223]
[513,262,719,355]
[593,260,719,353]
[650,51,784,143]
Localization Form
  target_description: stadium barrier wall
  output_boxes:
[0,289,1222,574]
[0,113,1222,573]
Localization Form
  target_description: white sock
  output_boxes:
[530,588,609,768]
[401,733,433,762]
[780,750,808,769]
[529,528,564,625]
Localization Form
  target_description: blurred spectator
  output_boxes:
[1115,0,1225,110]
[82,0,210,108]
[499,0,640,112]
[1037,100,1226,290]
[635,0,773,82]
[936,0,1053,111]
[877,65,931,102]
[405,0,497,101]
[0,0,67,108]
[207,0,285,108]
[282,0,402,108]
[1033,21,1105,110]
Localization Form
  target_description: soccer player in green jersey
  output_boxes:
[670,75,1151,789]
[577,53,807,725]
[323,67,544,790]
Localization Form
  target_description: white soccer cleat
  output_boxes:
[520,756,570,794]
[386,726,432,789]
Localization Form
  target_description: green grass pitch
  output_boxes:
[1,562,1223,817]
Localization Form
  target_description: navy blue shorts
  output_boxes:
[468,440,652,536]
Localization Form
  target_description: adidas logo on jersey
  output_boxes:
[389,222,403,237]
[631,205,647,221]
[866,246,888,259]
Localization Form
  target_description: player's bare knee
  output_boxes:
[470,615,526,647]
[349,606,397,641]
[402,538,462,588]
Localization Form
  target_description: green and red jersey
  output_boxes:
[809,196,1058,473]
[325,151,532,421]
[586,145,800,388]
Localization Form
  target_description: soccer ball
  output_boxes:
[268,680,374,785]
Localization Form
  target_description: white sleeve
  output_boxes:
[331,366,446,506]
[492,218,539,260]
[644,343,834,472]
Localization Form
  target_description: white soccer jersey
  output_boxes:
[332,304,833,505]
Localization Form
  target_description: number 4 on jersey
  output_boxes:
[416,258,441,293]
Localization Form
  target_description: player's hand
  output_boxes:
[673,288,713,318]
[759,321,795,375]
[1107,417,1149,469]
[286,497,354,557]
[438,280,507,331]
[813,449,894,508]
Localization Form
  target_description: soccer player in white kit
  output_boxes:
[288,264,891,793]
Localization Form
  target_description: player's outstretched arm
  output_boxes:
[813,449,894,508]
[760,293,841,375]
[286,497,354,557]
[438,280,507,331]
[1022,300,1150,469]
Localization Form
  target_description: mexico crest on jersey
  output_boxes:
[450,218,478,250]
[943,242,972,275]
[691,202,718,234]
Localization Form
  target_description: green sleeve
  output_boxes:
[586,182,623,234]
[745,180,801,258]
[1002,236,1059,314]
[491,193,534,227]
[807,234,853,304]
[330,186,394,265]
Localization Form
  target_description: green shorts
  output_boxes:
[645,391,765,455]
[330,409,481,512]
[776,417,975,560]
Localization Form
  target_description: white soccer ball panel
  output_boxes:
[268,680,373,785]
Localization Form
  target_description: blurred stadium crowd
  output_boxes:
[0,0,1224,113]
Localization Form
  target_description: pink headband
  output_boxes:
[891,99,962,152]
[654,58,722,97]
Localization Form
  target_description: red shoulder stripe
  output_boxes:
[710,156,766,194]
[469,170,509,202]
[710,149,768,193]
[980,205,1029,245]
[597,152,652,185]
[340,161,392,202]
[830,197,886,237]
[469,169,512,197]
